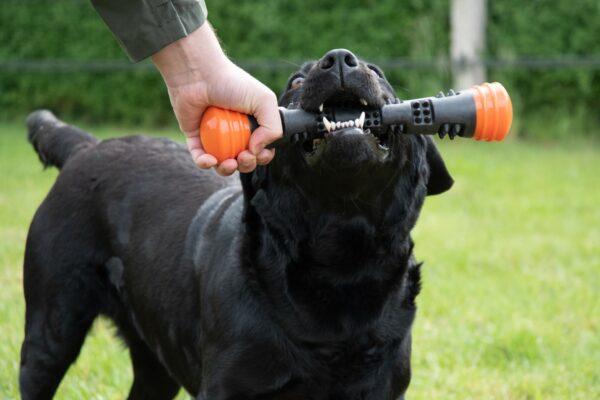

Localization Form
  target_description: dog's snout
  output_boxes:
[298,48,389,113]
[319,49,359,74]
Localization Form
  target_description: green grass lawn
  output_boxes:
[1,122,598,399]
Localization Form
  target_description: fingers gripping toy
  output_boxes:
[199,82,512,163]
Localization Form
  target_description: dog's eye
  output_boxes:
[290,76,305,90]
[367,65,383,79]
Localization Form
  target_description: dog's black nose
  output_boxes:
[318,49,359,76]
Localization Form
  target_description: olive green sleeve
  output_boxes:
[91,0,208,62]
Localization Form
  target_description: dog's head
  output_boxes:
[244,49,453,220]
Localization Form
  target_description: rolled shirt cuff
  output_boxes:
[92,0,208,62]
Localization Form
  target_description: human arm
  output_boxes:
[91,1,282,174]
[151,22,281,175]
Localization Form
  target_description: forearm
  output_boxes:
[91,0,208,62]
[151,22,230,89]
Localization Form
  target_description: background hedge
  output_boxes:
[487,0,600,138]
[1,0,599,138]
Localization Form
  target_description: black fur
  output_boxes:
[26,110,98,169]
[20,49,453,399]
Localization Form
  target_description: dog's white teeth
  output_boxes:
[323,117,331,133]
[326,116,367,132]
[360,98,368,106]
[319,104,324,112]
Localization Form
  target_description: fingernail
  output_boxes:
[257,149,274,165]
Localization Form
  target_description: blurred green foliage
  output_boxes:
[487,0,600,139]
[0,0,599,137]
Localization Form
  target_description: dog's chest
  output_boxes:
[298,336,397,391]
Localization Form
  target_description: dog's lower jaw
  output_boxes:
[247,197,417,337]
[288,243,415,329]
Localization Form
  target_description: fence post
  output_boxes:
[451,0,487,89]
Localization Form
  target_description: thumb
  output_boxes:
[248,92,283,155]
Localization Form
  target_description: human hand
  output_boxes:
[152,23,282,176]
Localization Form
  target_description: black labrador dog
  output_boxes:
[20,49,453,399]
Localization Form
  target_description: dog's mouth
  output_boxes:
[299,93,392,165]
[276,49,400,169]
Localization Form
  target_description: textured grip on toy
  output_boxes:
[199,82,512,162]
[382,81,513,141]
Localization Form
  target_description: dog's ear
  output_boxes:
[240,167,269,222]
[424,136,454,196]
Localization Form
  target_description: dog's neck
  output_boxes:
[240,167,426,337]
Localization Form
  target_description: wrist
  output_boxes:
[151,22,230,88]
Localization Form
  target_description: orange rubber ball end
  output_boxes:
[199,106,252,163]
[469,82,513,141]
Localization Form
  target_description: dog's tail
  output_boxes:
[26,110,99,169]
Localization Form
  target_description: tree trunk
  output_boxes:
[451,0,487,89]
